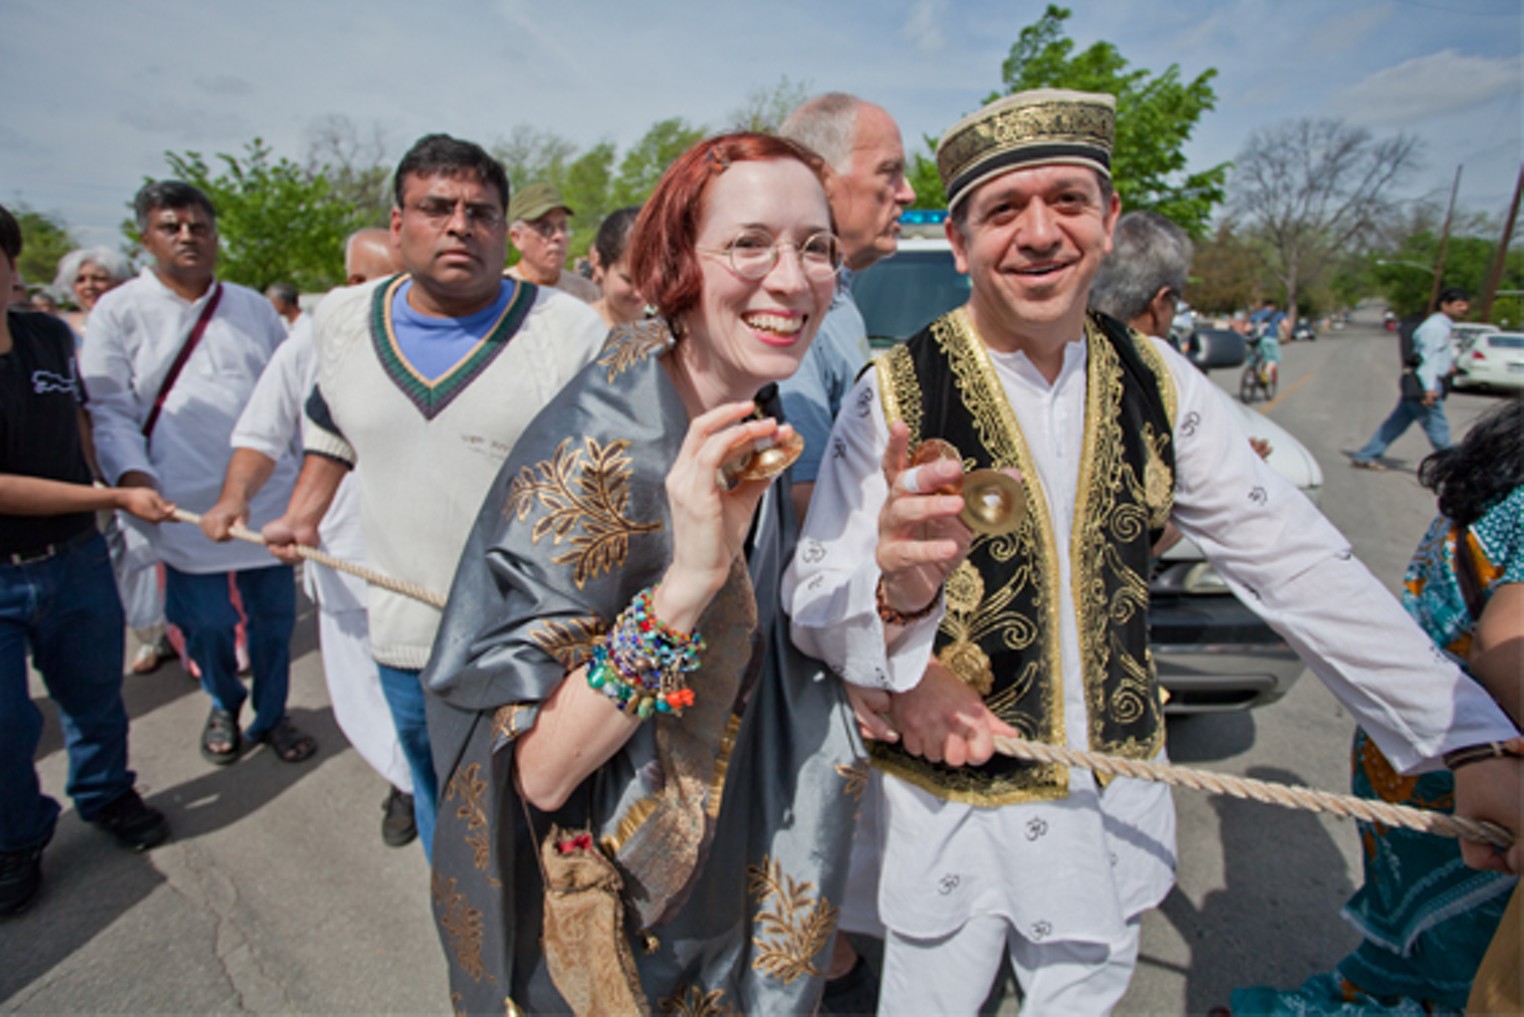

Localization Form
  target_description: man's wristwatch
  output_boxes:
[1442,740,1524,771]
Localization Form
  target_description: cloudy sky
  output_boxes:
[3,0,1520,250]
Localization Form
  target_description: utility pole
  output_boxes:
[1478,162,1524,324]
[1428,165,1462,314]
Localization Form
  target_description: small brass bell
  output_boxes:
[720,409,805,485]
[909,438,1026,536]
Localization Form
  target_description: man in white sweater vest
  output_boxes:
[263,135,606,860]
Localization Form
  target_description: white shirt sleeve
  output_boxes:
[783,370,942,692]
[1156,338,1515,771]
[79,291,156,485]
[232,321,312,462]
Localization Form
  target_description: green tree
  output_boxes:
[11,205,77,294]
[1374,232,1511,319]
[992,4,1226,233]
[611,118,707,207]
[907,142,947,210]
[134,139,359,292]
[561,142,618,256]
[1187,219,1259,315]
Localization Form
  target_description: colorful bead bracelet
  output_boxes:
[586,586,705,719]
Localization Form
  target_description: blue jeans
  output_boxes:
[0,532,134,853]
[164,564,295,740]
[376,664,437,860]
[1353,396,1452,462]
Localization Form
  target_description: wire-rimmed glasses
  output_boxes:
[698,229,843,282]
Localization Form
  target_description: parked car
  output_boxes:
[1451,329,1524,393]
[853,232,1319,712]
[1290,319,1317,342]
[1449,321,1500,358]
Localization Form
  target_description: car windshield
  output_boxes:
[855,249,972,346]
[1488,335,1524,349]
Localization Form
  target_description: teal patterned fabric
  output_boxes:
[1232,488,1522,1015]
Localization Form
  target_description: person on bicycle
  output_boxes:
[1249,297,1286,386]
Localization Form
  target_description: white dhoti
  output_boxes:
[314,598,412,792]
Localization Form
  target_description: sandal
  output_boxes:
[200,708,241,765]
[249,718,317,764]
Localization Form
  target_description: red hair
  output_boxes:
[629,132,828,329]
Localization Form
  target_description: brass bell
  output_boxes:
[909,438,1025,536]
[721,425,804,484]
[958,470,1026,536]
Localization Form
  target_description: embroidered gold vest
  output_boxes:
[873,308,1178,805]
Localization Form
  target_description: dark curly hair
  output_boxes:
[1418,400,1524,527]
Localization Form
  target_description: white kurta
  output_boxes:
[81,268,295,574]
[784,329,1518,948]
[230,309,409,790]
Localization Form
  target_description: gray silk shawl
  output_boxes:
[423,319,864,1015]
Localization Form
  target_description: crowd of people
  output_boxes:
[2,85,1519,1016]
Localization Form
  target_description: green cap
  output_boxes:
[508,182,573,223]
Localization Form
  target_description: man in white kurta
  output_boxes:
[81,180,307,764]
[783,90,1523,1014]
[209,314,414,802]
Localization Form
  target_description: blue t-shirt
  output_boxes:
[390,279,516,382]
[778,272,871,485]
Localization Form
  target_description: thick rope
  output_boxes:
[170,508,447,609]
[992,735,1514,849]
[168,510,1512,850]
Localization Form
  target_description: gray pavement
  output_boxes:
[3,310,1512,1014]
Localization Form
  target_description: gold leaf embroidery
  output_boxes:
[597,320,670,380]
[492,704,530,744]
[505,436,662,588]
[432,872,490,983]
[659,984,740,1016]
[444,763,492,872]
[527,615,605,670]
[747,856,838,985]
[836,760,870,802]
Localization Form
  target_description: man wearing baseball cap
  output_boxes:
[506,181,600,303]
[785,89,1522,1011]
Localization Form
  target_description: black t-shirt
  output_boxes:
[0,310,97,555]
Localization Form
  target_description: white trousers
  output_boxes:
[317,605,412,793]
[879,912,1141,1016]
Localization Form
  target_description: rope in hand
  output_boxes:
[992,734,1515,850]
[170,509,1513,851]
[169,508,447,609]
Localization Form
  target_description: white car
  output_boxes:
[853,232,1322,712]
[1451,329,1524,392]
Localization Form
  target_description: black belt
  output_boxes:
[4,527,97,566]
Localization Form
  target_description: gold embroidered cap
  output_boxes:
[937,88,1116,213]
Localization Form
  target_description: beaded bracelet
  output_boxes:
[585,586,705,719]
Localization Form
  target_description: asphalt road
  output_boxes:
[3,310,1513,1015]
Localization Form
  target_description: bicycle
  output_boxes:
[1239,335,1278,403]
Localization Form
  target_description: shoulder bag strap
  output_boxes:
[142,281,223,441]
[1454,524,1489,623]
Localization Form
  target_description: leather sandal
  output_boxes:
[249,718,317,764]
[200,708,241,765]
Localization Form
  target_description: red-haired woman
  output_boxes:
[424,133,867,1013]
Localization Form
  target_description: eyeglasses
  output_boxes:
[408,198,504,229]
[517,217,570,239]
[698,229,843,282]
[153,219,213,239]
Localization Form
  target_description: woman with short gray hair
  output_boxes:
[53,246,133,338]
